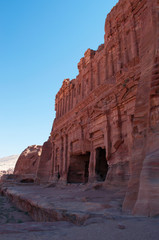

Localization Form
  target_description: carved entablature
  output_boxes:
[78,48,96,73]
[93,94,117,113]
[57,78,70,97]
[84,49,96,65]
[104,0,133,41]
[78,57,85,72]
[117,79,138,104]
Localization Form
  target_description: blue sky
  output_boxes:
[0,0,118,157]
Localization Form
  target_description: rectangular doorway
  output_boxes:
[67,152,90,183]
[95,147,108,181]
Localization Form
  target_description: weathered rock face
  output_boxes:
[36,139,52,183]
[12,0,159,217]
[132,149,159,217]
[14,145,42,177]
[49,0,141,186]
[122,0,159,217]
[38,0,159,217]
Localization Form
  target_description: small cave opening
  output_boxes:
[95,147,108,181]
[67,152,90,184]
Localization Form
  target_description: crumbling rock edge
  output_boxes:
[0,183,142,225]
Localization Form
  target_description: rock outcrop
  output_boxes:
[36,139,53,183]
[14,145,42,177]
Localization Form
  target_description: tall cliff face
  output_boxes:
[46,0,159,216]
[14,0,159,217]
[123,0,159,216]
[50,0,141,186]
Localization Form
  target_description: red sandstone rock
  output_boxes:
[122,0,159,217]
[14,145,42,177]
[11,0,159,217]
[47,0,159,217]
[133,149,159,217]
[36,139,52,183]
[50,0,142,188]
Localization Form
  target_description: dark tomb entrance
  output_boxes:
[67,152,90,183]
[95,147,108,181]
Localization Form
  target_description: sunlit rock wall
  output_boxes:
[44,0,159,217]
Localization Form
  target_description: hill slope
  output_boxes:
[0,155,19,171]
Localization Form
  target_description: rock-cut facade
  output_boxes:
[15,0,159,217]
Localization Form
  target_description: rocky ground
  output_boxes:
[0,217,159,240]
[0,183,159,240]
[0,195,32,224]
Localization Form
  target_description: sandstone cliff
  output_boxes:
[14,145,42,176]
[13,0,159,217]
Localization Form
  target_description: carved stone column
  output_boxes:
[88,148,96,183]
[60,134,68,182]
[104,111,111,160]
[51,142,55,176]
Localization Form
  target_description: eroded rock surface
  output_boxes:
[36,139,52,183]
[14,145,42,177]
[0,185,159,240]
[0,195,32,224]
